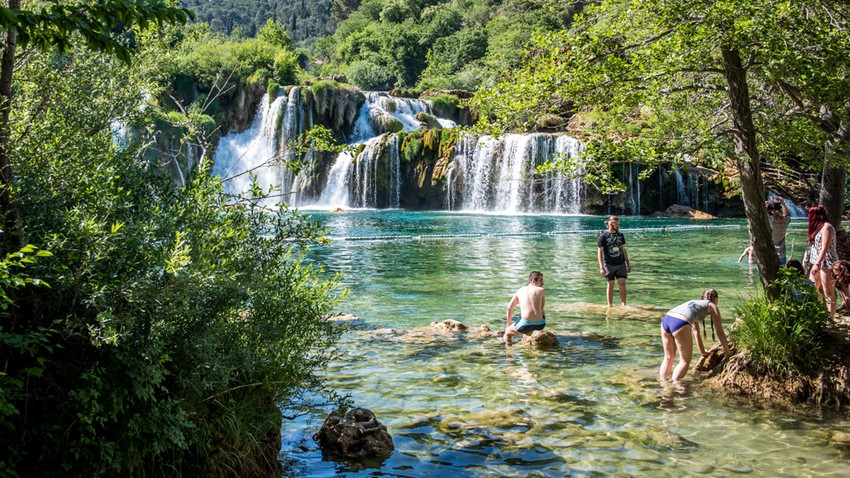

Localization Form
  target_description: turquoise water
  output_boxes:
[282,211,850,477]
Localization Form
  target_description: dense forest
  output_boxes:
[180,0,336,44]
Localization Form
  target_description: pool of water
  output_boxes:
[281,211,850,477]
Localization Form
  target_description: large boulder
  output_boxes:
[314,408,394,462]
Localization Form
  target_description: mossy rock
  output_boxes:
[373,113,404,134]
[416,111,442,130]
[536,114,567,130]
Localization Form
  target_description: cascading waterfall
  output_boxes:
[212,90,586,213]
[447,133,584,213]
[625,163,641,215]
[212,94,287,202]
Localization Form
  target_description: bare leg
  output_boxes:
[660,324,677,381]
[617,277,627,306]
[821,268,837,317]
[606,280,615,307]
[671,325,694,381]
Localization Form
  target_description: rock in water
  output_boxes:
[525,330,560,349]
[314,408,394,462]
[430,319,468,331]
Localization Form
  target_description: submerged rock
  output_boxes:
[430,319,468,331]
[328,314,364,326]
[314,408,394,462]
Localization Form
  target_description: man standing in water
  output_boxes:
[504,271,546,345]
[598,216,631,307]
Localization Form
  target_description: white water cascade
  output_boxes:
[212,94,287,202]
[446,133,584,214]
[213,89,586,213]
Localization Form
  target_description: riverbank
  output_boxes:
[700,315,850,408]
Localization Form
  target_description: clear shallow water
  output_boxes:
[283,211,850,477]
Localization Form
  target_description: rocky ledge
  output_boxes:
[695,322,850,408]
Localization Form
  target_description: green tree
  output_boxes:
[471,0,850,294]
[258,18,293,49]
[0,0,192,250]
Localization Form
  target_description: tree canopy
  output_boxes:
[469,0,850,291]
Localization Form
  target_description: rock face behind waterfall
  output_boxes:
[314,408,394,464]
[309,81,366,141]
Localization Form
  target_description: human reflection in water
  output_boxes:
[657,380,688,411]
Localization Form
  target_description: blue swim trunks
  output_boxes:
[512,315,546,333]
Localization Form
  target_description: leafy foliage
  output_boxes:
[732,268,830,375]
[0,0,193,64]
[1,29,343,478]
[180,0,335,44]
[315,0,575,90]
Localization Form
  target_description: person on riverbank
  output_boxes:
[806,205,838,316]
[832,260,850,313]
[504,271,546,345]
[598,216,631,307]
[659,289,731,382]
[767,197,791,265]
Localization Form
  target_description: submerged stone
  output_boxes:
[431,319,468,331]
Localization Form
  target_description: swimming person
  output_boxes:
[504,271,546,345]
[597,216,631,307]
[659,289,731,382]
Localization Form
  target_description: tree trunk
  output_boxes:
[818,105,849,228]
[820,164,845,227]
[721,46,780,296]
[0,0,20,252]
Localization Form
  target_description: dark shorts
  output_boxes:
[661,314,690,334]
[604,263,628,281]
[512,316,546,334]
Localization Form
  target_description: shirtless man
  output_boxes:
[503,271,546,345]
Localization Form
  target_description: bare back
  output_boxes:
[516,284,545,321]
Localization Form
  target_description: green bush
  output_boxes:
[346,59,393,90]
[732,268,830,375]
[2,40,342,477]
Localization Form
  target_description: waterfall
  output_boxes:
[211,90,584,213]
[212,94,287,202]
[447,133,583,213]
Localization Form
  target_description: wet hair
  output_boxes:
[605,216,619,229]
[832,260,850,287]
[766,199,783,211]
[528,271,543,283]
[807,205,830,245]
[786,259,805,276]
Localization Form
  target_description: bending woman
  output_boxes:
[807,205,838,316]
[660,289,731,382]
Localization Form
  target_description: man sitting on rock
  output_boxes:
[504,271,546,345]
